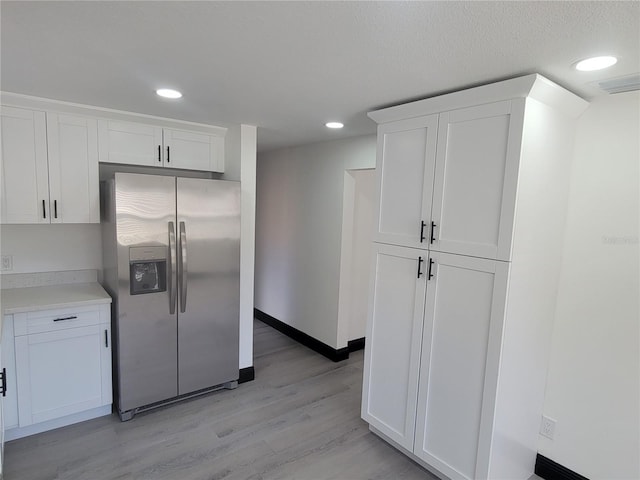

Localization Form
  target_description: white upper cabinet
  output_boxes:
[97,120,163,167]
[431,100,524,260]
[0,107,49,224]
[163,128,225,172]
[98,120,225,173]
[0,107,99,224]
[47,114,100,223]
[372,100,524,260]
[374,115,438,249]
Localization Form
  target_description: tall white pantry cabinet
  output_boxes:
[361,74,588,480]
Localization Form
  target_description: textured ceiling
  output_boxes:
[1,1,638,152]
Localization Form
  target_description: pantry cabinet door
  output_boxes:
[0,107,50,224]
[98,120,163,167]
[414,252,509,480]
[361,243,427,451]
[431,101,524,261]
[163,129,224,172]
[47,114,100,223]
[374,115,438,249]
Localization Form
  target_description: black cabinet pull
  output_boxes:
[54,200,58,219]
[158,145,162,163]
[420,221,426,242]
[0,368,6,397]
[428,258,435,280]
[53,315,77,322]
[167,145,170,163]
[42,199,46,219]
[105,329,109,348]
[417,257,424,278]
[430,221,436,244]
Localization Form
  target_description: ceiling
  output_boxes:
[1,1,638,153]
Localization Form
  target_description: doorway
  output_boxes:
[337,168,375,349]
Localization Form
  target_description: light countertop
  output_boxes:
[1,282,112,316]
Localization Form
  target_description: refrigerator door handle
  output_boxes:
[168,221,177,314]
[179,221,188,313]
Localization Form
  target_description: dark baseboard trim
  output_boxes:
[238,366,255,384]
[535,454,589,480]
[348,337,365,352]
[254,309,349,362]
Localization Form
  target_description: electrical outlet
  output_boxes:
[1,255,13,271]
[540,415,556,439]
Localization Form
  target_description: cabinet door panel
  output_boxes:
[362,243,426,450]
[47,114,100,223]
[0,107,49,224]
[431,101,524,260]
[15,325,108,426]
[1,316,18,430]
[414,252,509,480]
[164,129,224,172]
[374,115,437,249]
[98,120,163,167]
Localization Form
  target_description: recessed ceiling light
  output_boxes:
[326,122,344,129]
[156,88,183,99]
[575,56,618,72]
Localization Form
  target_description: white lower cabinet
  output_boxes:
[361,243,427,450]
[2,303,112,441]
[363,248,509,480]
[0,343,4,478]
[413,252,509,480]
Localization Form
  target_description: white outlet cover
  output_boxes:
[540,415,557,439]
[1,255,13,271]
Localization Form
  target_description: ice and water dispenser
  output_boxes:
[129,246,167,295]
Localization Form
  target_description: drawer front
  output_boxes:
[15,306,103,336]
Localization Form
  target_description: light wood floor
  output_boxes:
[4,320,435,480]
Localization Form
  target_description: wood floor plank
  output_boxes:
[4,320,435,480]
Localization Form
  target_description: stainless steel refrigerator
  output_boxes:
[101,172,240,421]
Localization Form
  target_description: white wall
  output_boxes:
[255,135,376,349]
[539,91,639,479]
[336,168,375,347]
[0,224,102,276]
[223,124,258,370]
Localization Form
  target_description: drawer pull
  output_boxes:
[53,316,78,322]
[0,368,6,397]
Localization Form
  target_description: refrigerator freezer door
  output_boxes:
[115,173,178,411]
[176,178,240,394]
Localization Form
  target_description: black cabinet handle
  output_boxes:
[430,221,436,244]
[105,329,109,348]
[158,145,162,163]
[53,316,77,322]
[42,199,46,219]
[417,257,424,278]
[54,200,58,219]
[420,221,426,242]
[428,258,435,280]
[167,145,170,163]
[1,368,6,397]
